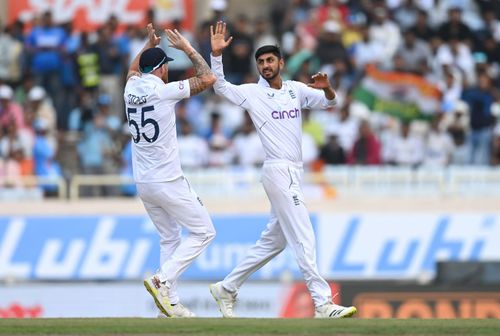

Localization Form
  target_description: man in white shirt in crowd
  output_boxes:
[124,24,216,318]
[208,21,357,319]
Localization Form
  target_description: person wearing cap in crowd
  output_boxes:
[124,24,216,318]
[0,84,24,130]
[208,21,357,319]
[26,86,57,149]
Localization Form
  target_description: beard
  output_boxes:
[260,67,279,81]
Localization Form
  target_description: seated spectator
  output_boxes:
[335,104,359,153]
[422,114,455,167]
[0,85,24,130]
[232,113,264,167]
[347,119,381,165]
[26,86,57,149]
[178,121,209,169]
[319,128,346,165]
[396,29,431,74]
[205,113,232,167]
[316,20,348,66]
[390,121,424,167]
[446,102,470,165]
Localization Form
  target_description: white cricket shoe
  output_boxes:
[209,282,237,318]
[144,274,173,317]
[157,303,196,318]
[315,303,357,318]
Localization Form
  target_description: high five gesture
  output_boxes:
[211,21,233,57]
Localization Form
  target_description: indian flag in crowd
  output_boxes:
[352,65,442,121]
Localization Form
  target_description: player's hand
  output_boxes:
[307,72,331,90]
[210,21,233,56]
[146,23,161,47]
[165,28,192,52]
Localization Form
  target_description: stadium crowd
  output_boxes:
[0,0,500,196]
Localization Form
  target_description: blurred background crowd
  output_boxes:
[0,0,500,197]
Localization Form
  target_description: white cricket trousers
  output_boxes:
[137,176,216,304]
[222,160,332,307]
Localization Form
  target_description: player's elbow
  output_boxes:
[203,73,216,87]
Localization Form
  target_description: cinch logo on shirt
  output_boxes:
[272,108,300,119]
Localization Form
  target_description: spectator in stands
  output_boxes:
[437,7,474,46]
[25,11,67,115]
[74,32,100,92]
[409,10,435,42]
[178,121,209,169]
[369,7,401,67]
[490,103,500,165]
[206,113,232,167]
[422,114,455,167]
[26,86,57,149]
[319,127,346,165]
[316,20,348,66]
[225,14,254,84]
[32,118,62,196]
[436,37,475,86]
[462,72,496,165]
[393,0,420,31]
[96,93,121,135]
[94,25,123,117]
[446,103,470,165]
[347,119,381,165]
[389,121,424,167]
[396,29,431,74]
[349,24,385,73]
[254,18,278,50]
[334,104,359,154]
[67,90,95,132]
[0,24,23,87]
[231,112,264,167]
[0,85,24,130]
[76,112,115,196]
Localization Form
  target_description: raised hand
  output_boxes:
[146,23,161,47]
[210,21,233,56]
[165,29,193,52]
[307,72,331,90]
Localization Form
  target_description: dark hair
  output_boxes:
[254,45,282,60]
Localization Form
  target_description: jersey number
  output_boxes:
[127,106,159,143]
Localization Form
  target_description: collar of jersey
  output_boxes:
[258,76,286,91]
[143,73,165,85]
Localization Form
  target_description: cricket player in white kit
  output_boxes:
[124,24,216,318]
[208,22,357,318]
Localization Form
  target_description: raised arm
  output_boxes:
[209,21,249,108]
[165,29,215,96]
[126,23,161,80]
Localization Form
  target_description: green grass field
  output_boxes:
[0,318,499,335]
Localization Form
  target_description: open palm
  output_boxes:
[210,21,233,56]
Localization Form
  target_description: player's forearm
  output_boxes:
[186,46,216,95]
[323,86,336,101]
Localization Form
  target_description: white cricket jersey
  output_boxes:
[211,54,337,163]
[123,74,190,182]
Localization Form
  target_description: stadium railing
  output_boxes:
[2,166,500,200]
